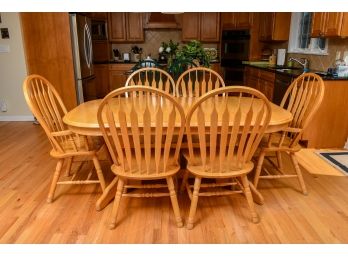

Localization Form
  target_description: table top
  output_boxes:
[63,96,292,136]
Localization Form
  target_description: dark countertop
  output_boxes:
[244,63,348,81]
[94,59,220,65]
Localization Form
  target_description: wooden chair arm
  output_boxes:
[51,130,74,137]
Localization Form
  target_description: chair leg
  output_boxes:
[253,149,266,188]
[109,178,125,230]
[47,159,64,203]
[276,151,283,170]
[64,157,73,177]
[290,153,308,195]
[92,156,106,191]
[241,175,259,223]
[166,176,183,228]
[180,170,189,193]
[187,177,201,230]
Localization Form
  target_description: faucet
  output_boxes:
[289,57,309,72]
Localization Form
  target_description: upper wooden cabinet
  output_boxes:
[182,13,220,42]
[311,12,348,37]
[259,13,291,41]
[108,13,144,42]
[86,12,108,20]
[221,13,252,29]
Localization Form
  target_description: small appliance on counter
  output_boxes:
[123,52,130,63]
[277,49,286,66]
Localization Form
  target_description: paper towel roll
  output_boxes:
[277,49,286,66]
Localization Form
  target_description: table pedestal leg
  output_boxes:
[96,176,118,211]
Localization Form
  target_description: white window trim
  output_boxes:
[288,12,329,56]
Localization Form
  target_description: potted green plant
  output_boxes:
[168,40,211,80]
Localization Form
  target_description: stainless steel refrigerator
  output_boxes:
[69,13,95,104]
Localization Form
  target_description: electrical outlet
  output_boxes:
[0,100,7,112]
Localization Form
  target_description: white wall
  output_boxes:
[0,12,33,121]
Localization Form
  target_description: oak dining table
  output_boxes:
[63,95,293,210]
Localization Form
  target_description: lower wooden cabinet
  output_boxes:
[244,66,275,100]
[301,80,348,148]
[109,63,134,91]
[94,64,109,98]
[210,63,222,77]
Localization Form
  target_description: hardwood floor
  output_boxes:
[0,121,347,243]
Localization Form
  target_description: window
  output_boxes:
[288,12,328,55]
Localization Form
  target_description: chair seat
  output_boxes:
[111,152,180,179]
[258,132,302,152]
[182,150,254,178]
[50,136,95,158]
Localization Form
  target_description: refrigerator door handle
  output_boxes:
[83,23,91,69]
[86,24,93,66]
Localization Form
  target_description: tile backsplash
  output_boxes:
[111,29,218,62]
[267,38,348,71]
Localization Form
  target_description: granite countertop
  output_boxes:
[244,62,348,81]
[95,59,220,65]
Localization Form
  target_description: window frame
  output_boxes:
[288,12,328,56]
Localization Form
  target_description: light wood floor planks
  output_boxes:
[0,122,347,243]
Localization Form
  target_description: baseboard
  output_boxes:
[0,115,34,121]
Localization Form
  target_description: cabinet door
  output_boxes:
[108,13,127,42]
[259,13,273,41]
[127,13,144,42]
[221,13,236,28]
[324,12,343,37]
[272,13,291,41]
[94,64,110,98]
[210,63,222,77]
[311,12,326,37]
[200,13,220,42]
[235,13,251,28]
[88,12,108,20]
[182,13,200,41]
[92,41,109,62]
[109,64,134,90]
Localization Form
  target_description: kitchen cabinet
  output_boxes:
[94,64,109,98]
[244,66,275,100]
[182,13,220,42]
[108,13,144,42]
[210,63,222,77]
[259,13,291,41]
[221,13,252,29]
[109,63,134,91]
[311,12,348,37]
[86,12,108,20]
[301,80,348,148]
[92,41,109,62]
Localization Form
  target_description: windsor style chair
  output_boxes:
[181,86,272,229]
[175,67,225,97]
[253,72,325,195]
[23,74,106,203]
[97,86,186,229]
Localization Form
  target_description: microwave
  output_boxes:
[91,20,107,40]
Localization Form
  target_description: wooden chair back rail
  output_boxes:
[125,67,176,96]
[24,76,84,154]
[186,87,272,172]
[280,73,325,147]
[98,86,185,175]
[176,67,225,97]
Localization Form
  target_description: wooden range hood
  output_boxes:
[143,12,182,29]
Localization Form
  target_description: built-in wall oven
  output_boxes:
[221,29,250,85]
